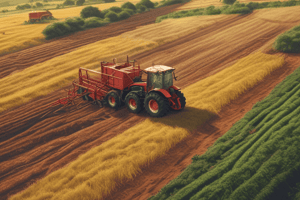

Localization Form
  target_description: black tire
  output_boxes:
[125,92,143,113]
[171,90,186,110]
[144,92,169,117]
[106,90,120,109]
[77,87,93,101]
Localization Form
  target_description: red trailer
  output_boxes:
[29,10,53,22]
[48,56,186,118]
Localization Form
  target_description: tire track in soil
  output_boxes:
[1,9,300,200]
[0,4,182,79]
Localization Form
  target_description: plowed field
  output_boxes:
[1,6,300,200]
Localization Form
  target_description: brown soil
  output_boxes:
[1,8,300,200]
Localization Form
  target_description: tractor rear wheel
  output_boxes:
[125,92,143,113]
[170,90,186,110]
[106,90,120,109]
[144,92,169,117]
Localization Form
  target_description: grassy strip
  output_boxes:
[273,24,300,53]
[9,52,284,200]
[148,65,300,200]
[156,0,300,23]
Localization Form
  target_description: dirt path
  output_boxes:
[0,4,182,79]
[1,8,300,200]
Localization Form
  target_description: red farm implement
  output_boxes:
[28,10,53,23]
[45,56,186,118]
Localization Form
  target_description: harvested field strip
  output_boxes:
[184,52,284,113]
[9,52,284,200]
[121,14,228,45]
[149,69,300,200]
[0,15,230,113]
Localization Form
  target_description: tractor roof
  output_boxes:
[144,65,174,73]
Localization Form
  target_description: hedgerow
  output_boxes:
[118,11,131,20]
[65,17,85,32]
[137,4,148,12]
[42,22,72,39]
[16,4,31,10]
[84,17,108,29]
[121,2,136,11]
[80,6,104,18]
[109,6,123,13]
[158,0,188,7]
[205,5,221,15]
[156,8,204,23]
[138,0,155,9]
[105,11,119,22]
[273,25,300,53]
[148,66,300,200]
[123,8,135,15]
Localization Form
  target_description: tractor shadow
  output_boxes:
[150,106,217,132]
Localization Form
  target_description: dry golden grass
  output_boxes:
[0,0,161,56]
[9,52,284,200]
[0,15,228,113]
[10,120,190,200]
[253,5,300,22]
[0,21,47,55]
[121,14,231,45]
[184,52,284,113]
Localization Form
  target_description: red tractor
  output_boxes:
[50,56,185,117]
[28,10,53,22]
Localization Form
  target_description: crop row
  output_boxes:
[149,66,300,199]
[9,52,284,200]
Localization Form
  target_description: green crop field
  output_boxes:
[149,66,300,200]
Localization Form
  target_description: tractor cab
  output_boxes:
[143,65,175,92]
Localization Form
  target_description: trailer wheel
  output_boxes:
[106,90,120,109]
[144,92,169,117]
[125,92,143,113]
[77,87,92,101]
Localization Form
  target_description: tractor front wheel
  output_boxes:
[106,90,120,109]
[125,92,143,113]
[144,92,169,117]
